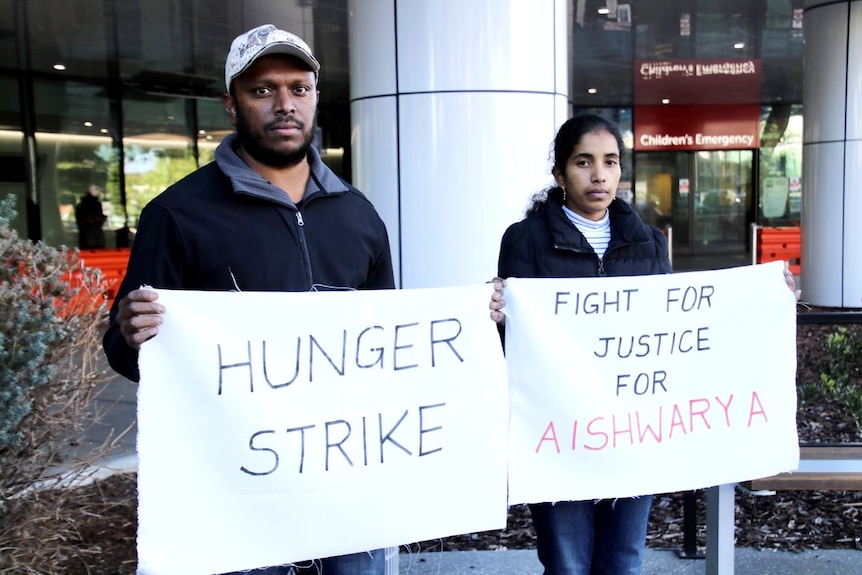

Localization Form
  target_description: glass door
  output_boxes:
[691,150,753,252]
[635,150,754,269]
[633,152,691,252]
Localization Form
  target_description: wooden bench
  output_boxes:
[706,444,862,574]
[703,311,862,574]
[746,444,862,491]
[751,224,801,275]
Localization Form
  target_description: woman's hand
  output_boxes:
[784,261,801,301]
[489,277,506,324]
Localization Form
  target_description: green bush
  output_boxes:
[0,194,117,573]
[0,208,72,454]
[817,326,862,430]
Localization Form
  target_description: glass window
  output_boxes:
[32,79,119,248]
[0,76,26,238]
[26,0,111,79]
[759,104,803,226]
[122,93,196,230]
[633,152,681,237]
[0,2,18,70]
[691,0,758,59]
[693,149,753,251]
[197,99,232,167]
[633,0,758,60]
[118,0,198,80]
[572,5,634,105]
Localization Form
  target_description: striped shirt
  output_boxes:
[562,206,611,258]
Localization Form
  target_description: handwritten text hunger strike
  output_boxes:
[215,318,464,394]
[240,403,447,476]
[210,317,467,478]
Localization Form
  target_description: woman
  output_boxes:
[492,113,670,575]
[489,114,799,574]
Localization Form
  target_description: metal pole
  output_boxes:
[678,490,705,559]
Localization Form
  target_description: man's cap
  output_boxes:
[225,24,320,91]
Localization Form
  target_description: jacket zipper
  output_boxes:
[597,243,630,277]
[554,243,630,277]
[295,211,314,287]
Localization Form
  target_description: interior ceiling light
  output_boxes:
[53,64,66,71]
[588,88,598,94]
[597,7,610,15]
[734,42,745,49]
[83,121,93,127]
[661,98,670,105]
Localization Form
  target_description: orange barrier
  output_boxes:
[754,226,801,275]
[13,248,131,317]
[76,248,131,309]
[14,248,130,317]
[55,248,131,315]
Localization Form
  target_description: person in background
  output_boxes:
[101,24,393,575]
[488,113,798,575]
[74,184,107,249]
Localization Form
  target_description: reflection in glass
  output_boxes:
[197,99,233,167]
[0,2,16,71]
[634,152,683,244]
[26,0,111,79]
[693,150,752,250]
[759,105,802,226]
[0,130,27,239]
[33,80,119,248]
[0,75,26,238]
[123,95,196,229]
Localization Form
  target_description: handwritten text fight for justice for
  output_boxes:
[534,283,768,454]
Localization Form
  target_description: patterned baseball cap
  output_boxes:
[224,24,320,91]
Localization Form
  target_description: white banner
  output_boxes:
[137,285,509,575]
[504,261,799,504]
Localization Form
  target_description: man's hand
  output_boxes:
[489,277,506,325]
[116,288,165,349]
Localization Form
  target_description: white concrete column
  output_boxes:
[349,0,569,288]
[801,0,862,308]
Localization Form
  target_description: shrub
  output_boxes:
[0,194,120,573]
[817,326,862,430]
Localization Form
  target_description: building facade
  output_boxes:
[0,0,858,305]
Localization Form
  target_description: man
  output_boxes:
[102,24,393,574]
[74,184,107,249]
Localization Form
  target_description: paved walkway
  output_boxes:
[397,548,862,574]
[78,369,862,575]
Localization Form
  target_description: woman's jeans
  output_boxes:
[530,496,653,575]
[223,548,386,575]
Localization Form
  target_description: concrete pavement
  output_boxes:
[397,548,862,574]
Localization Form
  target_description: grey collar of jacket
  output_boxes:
[215,133,348,207]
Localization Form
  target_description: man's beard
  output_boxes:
[235,109,315,169]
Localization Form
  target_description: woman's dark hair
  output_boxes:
[526,113,626,216]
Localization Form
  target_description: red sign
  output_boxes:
[634,105,761,152]
[634,59,761,106]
